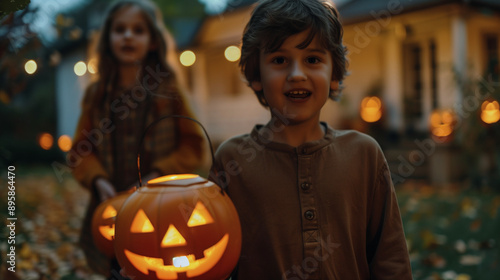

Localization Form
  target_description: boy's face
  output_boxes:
[251,30,339,125]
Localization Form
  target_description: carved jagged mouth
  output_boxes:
[124,234,229,279]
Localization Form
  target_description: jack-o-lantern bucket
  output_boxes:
[114,174,241,280]
[114,115,242,280]
[91,190,134,258]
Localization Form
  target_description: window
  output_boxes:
[430,41,438,109]
[403,44,423,121]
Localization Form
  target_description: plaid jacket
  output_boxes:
[71,80,205,276]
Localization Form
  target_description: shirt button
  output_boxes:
[304,210,315,220]
[301,183,311,190]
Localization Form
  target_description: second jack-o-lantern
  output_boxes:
[91,190,133,258]
[114,174,241,280]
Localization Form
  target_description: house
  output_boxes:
[181,0,500,182]
[52,0,500,182]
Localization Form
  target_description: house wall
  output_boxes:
[186,7,271,145]
[467,10,500,79]
[341,4,491,133]
[56,48,88,139]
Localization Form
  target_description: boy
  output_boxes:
[210,0,412,279]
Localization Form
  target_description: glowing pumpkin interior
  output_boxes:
[99,205,118,240]
[91,190,133,258]
[114,174,241,280]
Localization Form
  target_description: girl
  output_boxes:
[70,0,205,277]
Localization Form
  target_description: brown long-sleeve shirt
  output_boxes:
[211,123,412,280]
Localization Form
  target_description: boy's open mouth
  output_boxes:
[285,90,311,99]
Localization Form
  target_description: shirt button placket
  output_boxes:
[304,210,315,220]
[301,182,311,191]
[297,151,321,278]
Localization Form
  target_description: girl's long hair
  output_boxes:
[89,0,181,107]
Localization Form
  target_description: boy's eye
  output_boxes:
[306,57,321,64]
[271,57,286,64]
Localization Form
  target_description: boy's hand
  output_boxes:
[95,178,117,201]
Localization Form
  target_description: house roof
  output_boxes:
[338,0,500,24]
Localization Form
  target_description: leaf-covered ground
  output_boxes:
[398,182,500,280]
[1,166,499,279]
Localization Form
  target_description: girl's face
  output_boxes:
[110,5,153,65]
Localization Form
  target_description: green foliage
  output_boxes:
[398,187,500,279]
[0,0,31,19]
[455,74,500,189]
[0,69,62,165]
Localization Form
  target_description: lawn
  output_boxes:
[1,165,499,279]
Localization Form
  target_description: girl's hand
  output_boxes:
[95,178,117,202]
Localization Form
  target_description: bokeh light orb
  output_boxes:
[88,58,97,74]
[74,61,87,76]
[224,46,241,62]
[25,60,37,74]
[39,133,54,150]
[58,135,72,152]
[180,50,196,67]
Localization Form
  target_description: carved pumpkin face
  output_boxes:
[114,175,241,280]
[481,100,500,124]
[91,190,133,258]
[360,96,382,123]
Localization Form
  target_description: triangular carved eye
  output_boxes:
[161,225,186,247]
[131,209,155,232]
[102,205,117,219]
[187,201,214,227]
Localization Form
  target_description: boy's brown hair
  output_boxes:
[240,0,347,107]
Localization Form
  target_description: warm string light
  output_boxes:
[180,50,196,67]
[58,135,72,152]
[25,60,37,74]
[179,45,242,67]
[224,46,241,62]
[38,133,53,150]
[74,61,87,76]
[88,58,97,74]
